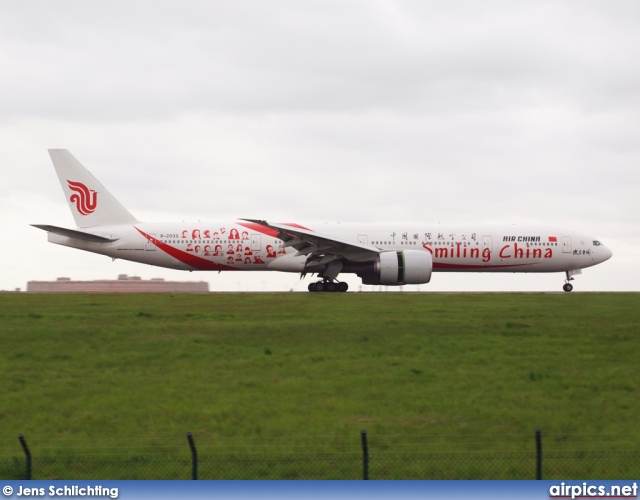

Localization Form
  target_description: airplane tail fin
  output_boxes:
[48,149,139,228]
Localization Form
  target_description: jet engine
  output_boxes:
[357,250,432,286]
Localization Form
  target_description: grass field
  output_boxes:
[1,292,639,479]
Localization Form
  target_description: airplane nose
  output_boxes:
[596,245,613,264]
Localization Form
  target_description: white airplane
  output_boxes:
[33,150,612,293]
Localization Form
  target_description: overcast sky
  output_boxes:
[1,0,638,292]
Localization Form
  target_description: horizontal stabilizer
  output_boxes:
[31,224,119,243]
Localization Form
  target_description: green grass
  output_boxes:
[0,292,639,479]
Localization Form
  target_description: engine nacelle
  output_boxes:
[374,250,432,285]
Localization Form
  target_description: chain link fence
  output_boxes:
[2,432,638,480]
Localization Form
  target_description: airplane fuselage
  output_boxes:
[47,221,611,276]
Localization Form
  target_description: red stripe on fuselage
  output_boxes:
[237,222,279,238]
[135,227,238,271]
[433,262,538,270]
[280,222,311,230]
[237,222,311,238]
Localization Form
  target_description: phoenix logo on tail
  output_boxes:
[67,180,97,215]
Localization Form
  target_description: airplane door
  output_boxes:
[482,236,492,263]
[358,234,368,244]
[251,234,261,252]
[482,236,492,251]
[562,236,572,253]
[145,233,156,251]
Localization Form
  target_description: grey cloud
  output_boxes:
[2,1,639,122]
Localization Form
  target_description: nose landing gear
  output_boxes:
[563,271,575,292]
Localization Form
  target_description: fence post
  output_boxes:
[18,434,31,480]
[535,428,542,480]
[360,430,369,480]
[186,432,198,480]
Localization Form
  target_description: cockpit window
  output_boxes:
[593,240,602,246]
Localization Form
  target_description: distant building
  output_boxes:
[27,274,209,293]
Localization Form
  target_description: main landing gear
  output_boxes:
[308,279,349,293]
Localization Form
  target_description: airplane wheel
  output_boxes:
[563,283,573,292]
[309,281,347,293]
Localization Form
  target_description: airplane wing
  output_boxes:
[240,219,380,263]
